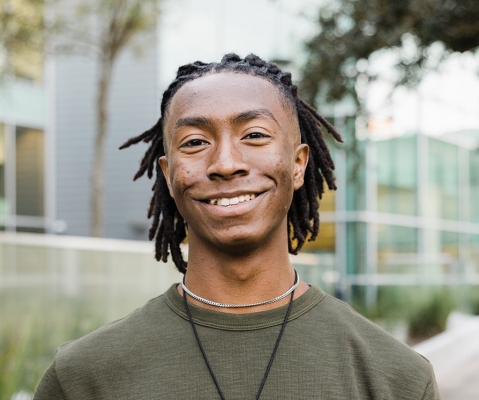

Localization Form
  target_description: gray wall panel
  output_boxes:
[55,35,158,241]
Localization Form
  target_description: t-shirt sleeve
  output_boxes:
[33,360,67,400]
[421,365,441,400]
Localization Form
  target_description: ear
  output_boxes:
[158,156,174,198]
[293,144,309,190]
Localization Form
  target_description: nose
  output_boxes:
[206,138,249,180]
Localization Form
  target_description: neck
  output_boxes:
[179,231,309,314]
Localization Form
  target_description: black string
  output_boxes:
[183,294,227,400]
[183,274,297,400]
[255,289,295,399]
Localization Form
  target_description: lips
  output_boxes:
[208,193,257,206]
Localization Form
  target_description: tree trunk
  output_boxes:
[91,55,113,237]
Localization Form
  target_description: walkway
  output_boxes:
[439,355,479,400]
[413,312,479,400]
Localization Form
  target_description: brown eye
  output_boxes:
[181,139,208,147]
[244,132,269,139]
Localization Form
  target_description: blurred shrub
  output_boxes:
[353,286,425,322]
[0,296,104,400]
[407,290,455,344]
[471,290,479,316]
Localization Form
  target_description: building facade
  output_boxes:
[1,0,478,306]
[304,130,479,305]
[0,0,159,239]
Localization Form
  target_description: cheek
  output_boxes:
[168,161,196,198]
[172,172,189,191]
[248,150,295,210]
[270,152,296,186]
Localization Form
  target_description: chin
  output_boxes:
[211,227,282,255]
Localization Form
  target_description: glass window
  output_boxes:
[296,190,336,252]
[340,117,366,212]
[441,231,459,275]
[346,222,367,275]
[441,231,459,257]
[470,151,479,223]
[471,235,479,274]
[377,136,417,215]
[0,124,5,220]
[302,222,335,252]
[377,225,418,274]
[427,138,458,220]
[16,127,44,216]
[421,229,459,277]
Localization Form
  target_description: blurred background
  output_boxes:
[1,0,479,398]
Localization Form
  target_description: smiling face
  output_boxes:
[159,72,308,254]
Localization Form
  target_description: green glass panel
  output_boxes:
[346,222,366,275]
[441,231,459,258]
[441,231,459,275]
[471,235,479,274]
[470,151,479,223]
[343,117,366,211]
[377,225,418,274]
[427,138,458,220]
[377,136,417,215]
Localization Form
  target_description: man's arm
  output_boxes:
[421,365,441,400]
[33,361,67,400]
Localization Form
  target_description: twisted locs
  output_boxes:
[120,53,343,274]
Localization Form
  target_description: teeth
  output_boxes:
[209,193,256,206]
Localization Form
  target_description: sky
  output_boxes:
[367,50,479,141]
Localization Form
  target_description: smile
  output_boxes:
[208,193,257,207]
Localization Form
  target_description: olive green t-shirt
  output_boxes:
[34,285,439,399]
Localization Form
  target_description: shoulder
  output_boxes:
[54,288,179,376]
[307,289,430,366]
[293,287,439,398]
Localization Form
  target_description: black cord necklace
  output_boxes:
[182,276,297,400]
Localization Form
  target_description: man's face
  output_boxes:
[159,72,308,253]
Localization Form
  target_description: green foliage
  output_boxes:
[70,0,158,59]
[0,295,105,399]
[351,286,461,341]
[300,0,479,106]
[352,286,424,322]
[470,289,479,315]
[0,0,46,79]
[407,290,456,342]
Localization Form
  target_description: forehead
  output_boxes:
[163,73,297,133]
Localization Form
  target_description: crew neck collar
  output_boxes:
[165,283,325,331]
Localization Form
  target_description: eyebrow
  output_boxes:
[230,109,279,126]
[174,116,215,131]
[173,108,279,131]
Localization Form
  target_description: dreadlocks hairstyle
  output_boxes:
[120,53,343,274]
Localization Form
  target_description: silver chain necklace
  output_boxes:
[181,270,299,308]
[183,273,297,399]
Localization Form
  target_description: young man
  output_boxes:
[35,54,439,399]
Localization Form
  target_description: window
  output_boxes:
[377,136,417,215]
[377,225,418,274]
[0,124,45,231]
[427,138,458,220]
[0,124,5,220]
[16,127,44,217]
[470,151,479,223]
